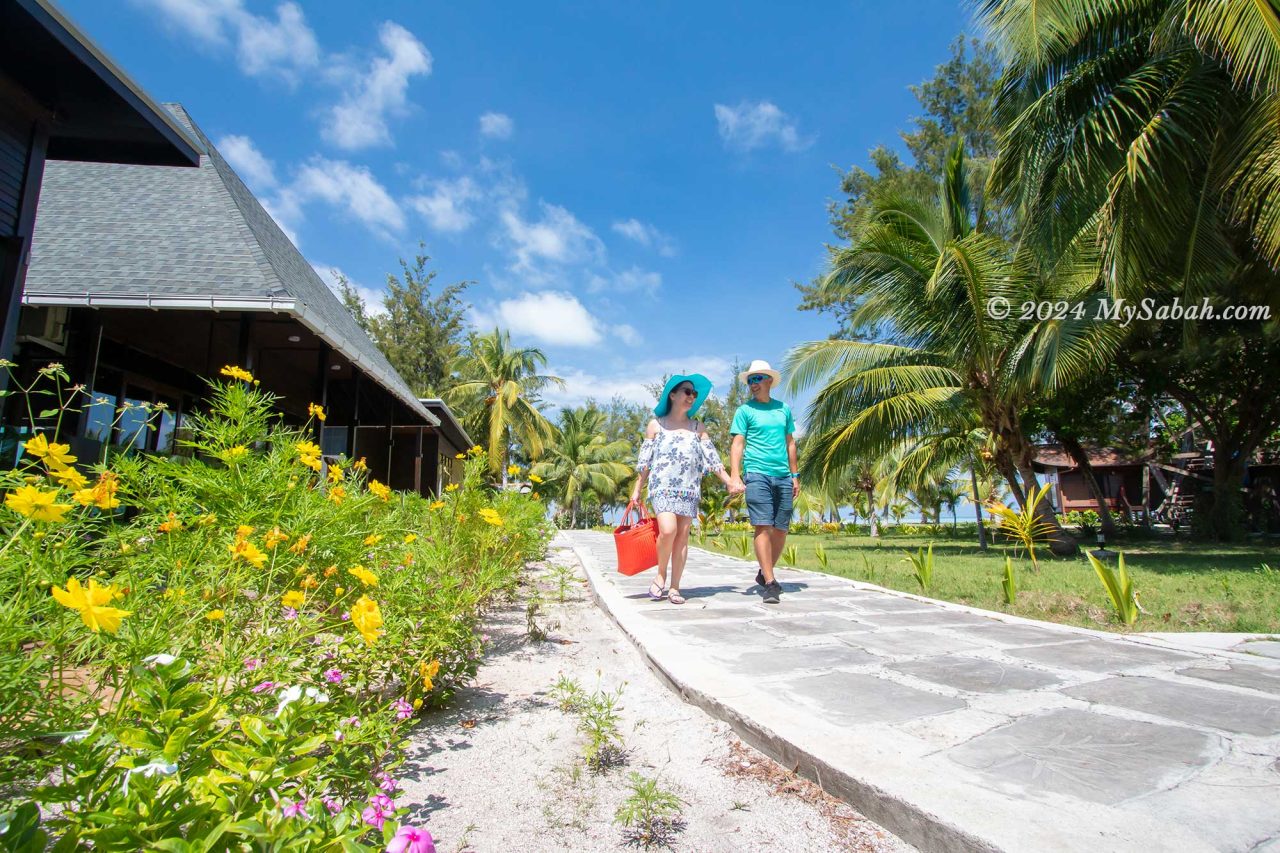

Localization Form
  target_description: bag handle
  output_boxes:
[620,501,649,526]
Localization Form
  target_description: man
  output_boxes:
[729,360,798,604]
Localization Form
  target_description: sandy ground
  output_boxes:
[397,545,913,853]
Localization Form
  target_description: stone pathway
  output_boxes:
[558,531,1280,853]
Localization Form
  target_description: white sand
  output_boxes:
[397,546,913,853]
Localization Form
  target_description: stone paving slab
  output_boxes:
[559,531,1280,852]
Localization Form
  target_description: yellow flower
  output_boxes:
[219,365,254,383]
[368,480,391,502]
[363,534,382,546]
[228,538,267,568]
[51,578,131,634]
[281,590,305,608]
[349,565,378,587]
[198,513,218,527]
[72,472,120,511]
[530,474,543,484]
[404,533,417,544]
[24,434,76,471]
[205,609,226,621]
[468,445,484,457]
[479,508,504,527]
[308,402,327,422]
[350,595,383,645]
[507,464,521,477]
[295,441,322,472]
[445,484,459,493]
[52,466,89,490]
[264,526,289,549]
[300,574,318,590]
[163,586,185,600]
[454,453,464,459]
[419,659,440,691]
[403,552,414,566]
[157,511,183,534]
[334,586,345,596]
[328,464,344,484]
[323,564,338,577]
[352,457,368,472]
[6,485,73,523]
[235,524,255,538]
[220,445,249,464]
[413,698,423,709]
[289,533,312,555]
[429,501,445,510]
[327,485,346,505]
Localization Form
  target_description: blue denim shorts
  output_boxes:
[745,472,793,530]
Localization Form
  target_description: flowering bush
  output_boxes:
[0,366,549,849]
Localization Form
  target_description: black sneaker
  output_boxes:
[762,581,783,604]
[755,570,765,588]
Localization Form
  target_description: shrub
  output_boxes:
[0,365,551,848]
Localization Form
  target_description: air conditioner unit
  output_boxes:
[17,306,69,351]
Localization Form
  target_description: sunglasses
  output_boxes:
[747,374,769,384]
[675,386,698,397]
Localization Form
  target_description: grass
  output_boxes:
[769,530,1280,634]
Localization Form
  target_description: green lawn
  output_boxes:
[703,530,1280,634]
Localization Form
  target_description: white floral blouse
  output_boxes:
[636,420,724,518]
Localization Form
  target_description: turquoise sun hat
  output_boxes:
[653,373,713,419]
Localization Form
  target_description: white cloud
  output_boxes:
[408,176,479,233]
[491,291,605,347]
[587,266,662,295]
[714,100,812,153]
[312,264,387,318]
[611,218,677,256]
[279,157,405,236]
[499,202,605,275]
[132,0,319,82]
[322,22,431,150]
[479,112,514,139]
[217,134,277,190]
[614,325,641,346]
[543,356,736,408]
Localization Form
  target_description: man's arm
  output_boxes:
[730,434,745,484]
[787,433,800,497]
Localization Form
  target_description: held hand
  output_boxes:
[792,479,801,499]
[729,477,746,496]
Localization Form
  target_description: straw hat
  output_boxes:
[737,359,781,385]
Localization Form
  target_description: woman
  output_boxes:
[630,373,741,604]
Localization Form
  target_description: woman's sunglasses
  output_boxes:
[747,374,769,384]
[675,386,698,397]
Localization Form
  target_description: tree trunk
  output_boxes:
[970,467,989,550]
[1198,443,1247,542]
[865,488,880,537]
[570,494,579,529]
[1057,434,1118,535]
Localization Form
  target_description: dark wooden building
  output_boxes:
[12,103,464,496]
[1033,444,1162,520]
[1,0,200,368]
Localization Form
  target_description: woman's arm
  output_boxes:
[697,422,741,493]
[629,419,660,502]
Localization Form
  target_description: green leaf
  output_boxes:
[238,716,269,747]
[290,734,326,756]
[280,757,317,778]
[148,840,192,853]
[37,409,60,419]
[211,750,248,776]
[163,727,193,761]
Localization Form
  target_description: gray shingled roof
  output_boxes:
[24,103,434,425]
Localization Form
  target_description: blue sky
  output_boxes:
[59,0,972,417]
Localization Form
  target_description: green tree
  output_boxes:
[531,407,633,528]
[981,0,1280,539]
[448,329,562,477]
[788,143,1120,556]
[336,246,471,396]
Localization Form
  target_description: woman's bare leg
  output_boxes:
[668,515,694,592]
[655,512,678,588]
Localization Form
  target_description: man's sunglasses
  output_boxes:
[747,374,769,384]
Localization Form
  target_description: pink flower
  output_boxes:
[321,796,341,814]
[393,698,414,720]
[281,799,308,819]
[386,825,436,853]
[371,792,394,811]
[251,680,276,694]
[243,658,262,671]
[362,803,389,830]
[377,771,397,793]
[282,607,298,621]
[324,668,344,683]
[334,729,345,743]
[342,715,361,727]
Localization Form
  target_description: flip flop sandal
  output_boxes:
[648,580,668,600]
[668,590,686,605]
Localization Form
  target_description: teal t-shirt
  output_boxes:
[730,399,795,476]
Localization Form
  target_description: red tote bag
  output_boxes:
[614,501,658,575]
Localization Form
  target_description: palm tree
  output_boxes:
[879,424,997,548]
[448,329,563,477]
[530,407,632,529]
[980,0,1280,294]
[788,143,1117,555]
